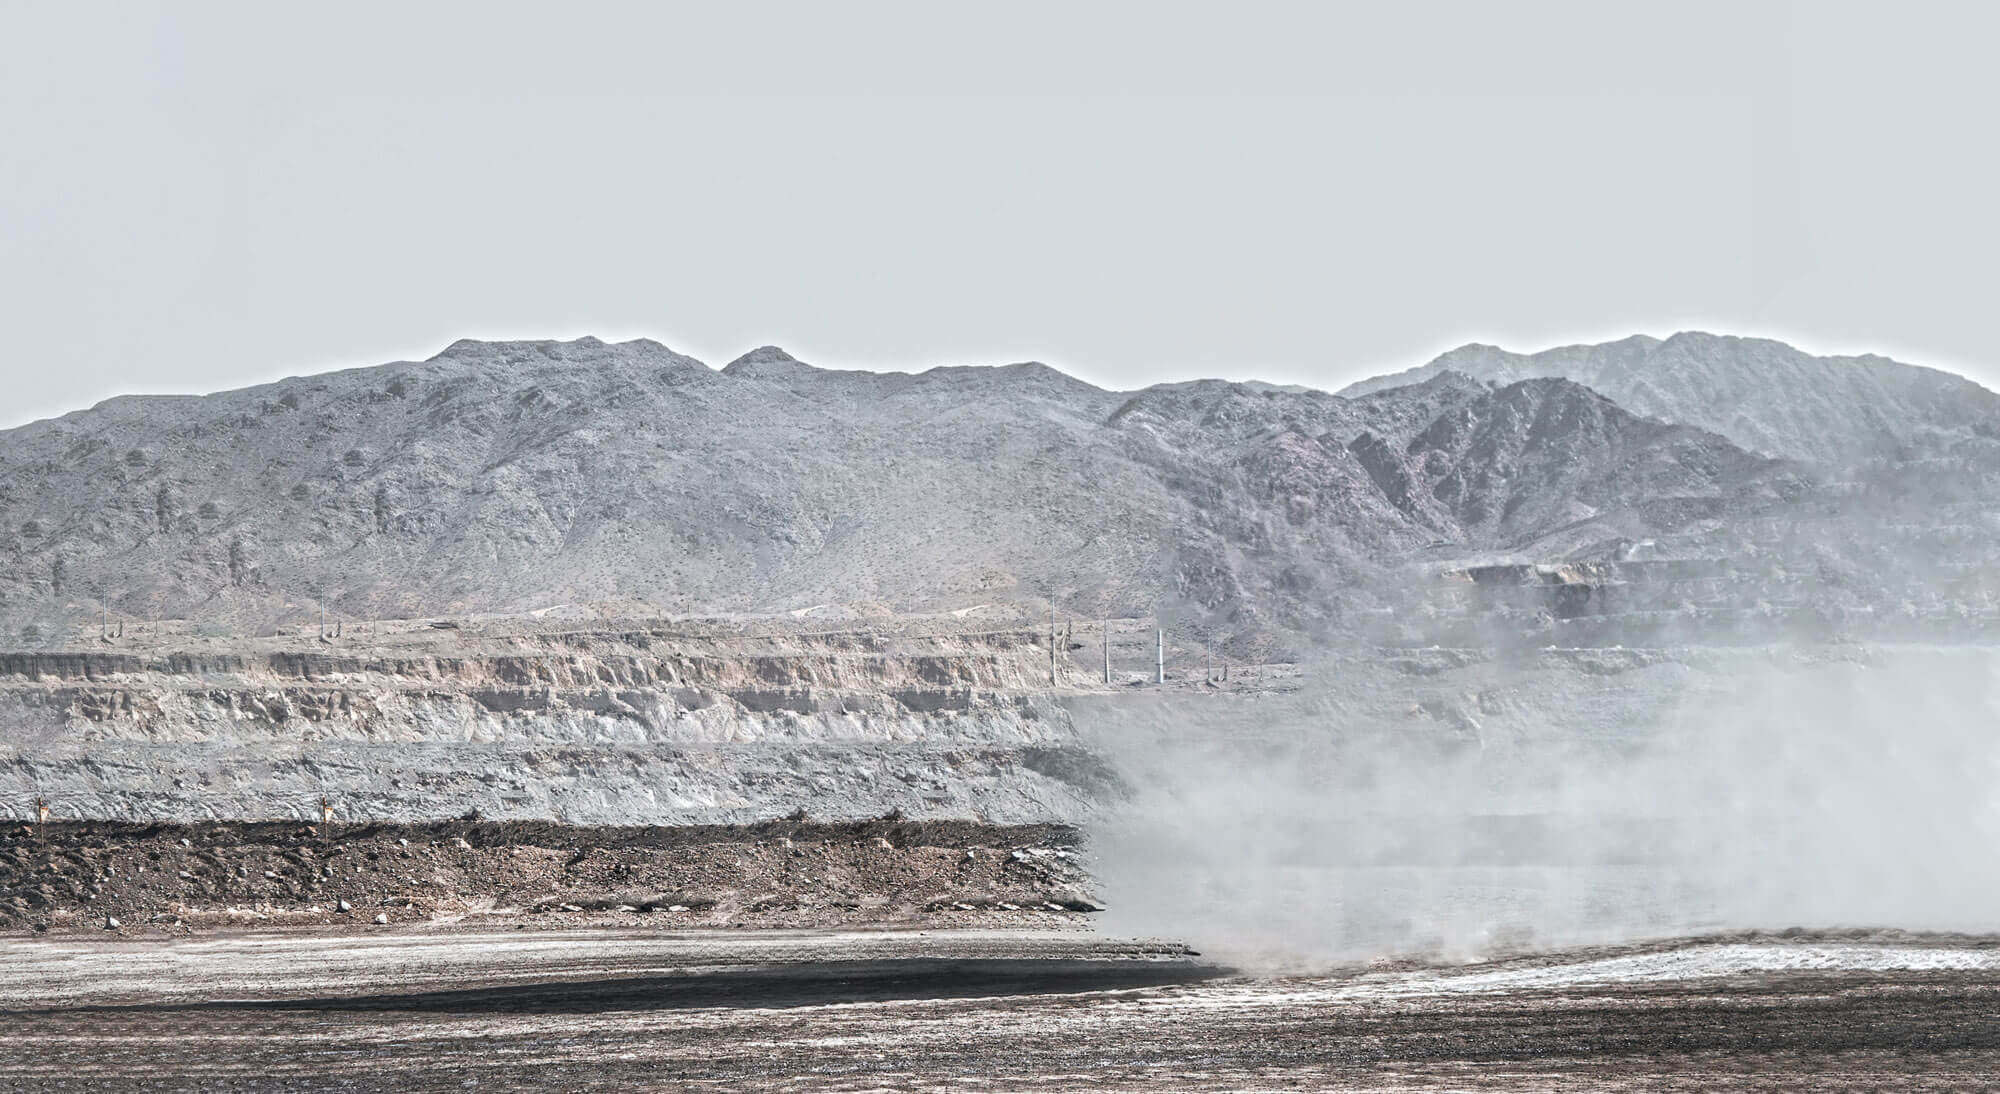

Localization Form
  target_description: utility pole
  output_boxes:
[1155,625,1165,684]
[1102,619,1111,684]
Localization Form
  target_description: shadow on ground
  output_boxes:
[22,958,1229,1016]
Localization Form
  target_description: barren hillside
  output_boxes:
[1343,331,2000,466]
[0,337,1814,640]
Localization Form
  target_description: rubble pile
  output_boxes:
[0,818,1098,935]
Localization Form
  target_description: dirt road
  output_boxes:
[4,929,1998,1090]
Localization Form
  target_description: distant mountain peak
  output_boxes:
[914,360,1105,395]
[730,345,800,365]
[722,345,813,377]
[1438,341,1506,357]
[427,335,615,362]
[1342,332,2000,465]
[421,336,712,378]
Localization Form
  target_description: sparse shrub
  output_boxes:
[198,501,220,520]
[289,484,309,502]
[344,449,365,467]
[20,520,40,538]
[123,449,146,467]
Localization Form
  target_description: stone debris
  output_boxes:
[0,819,1095,934]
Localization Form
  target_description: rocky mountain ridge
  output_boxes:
[0,336,1804,640]
[0,332,1990,644]
[1342,331,2000,466]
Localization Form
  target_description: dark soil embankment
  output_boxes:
[0,818,1097,935]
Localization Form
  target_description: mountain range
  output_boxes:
[0,332,1993,642]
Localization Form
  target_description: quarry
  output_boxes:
[6,604,1993,940]
[3,332,1998,1089]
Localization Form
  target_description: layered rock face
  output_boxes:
[0,624,1116,824]
[6,618,1995,826]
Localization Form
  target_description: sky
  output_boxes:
[3,0,1998,426]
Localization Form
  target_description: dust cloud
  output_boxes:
[1085,647,2000,969]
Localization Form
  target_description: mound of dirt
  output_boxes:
[0,818,1099,935]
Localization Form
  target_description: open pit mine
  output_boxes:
[5,333,2000,1089]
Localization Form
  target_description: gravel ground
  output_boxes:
[3,929,1997,1091]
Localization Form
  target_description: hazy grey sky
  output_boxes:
[3,1,1997,426]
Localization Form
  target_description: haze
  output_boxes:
[4,0,1998,427]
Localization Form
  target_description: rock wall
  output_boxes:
[11,626,1990,828]
[0,628,1114,825]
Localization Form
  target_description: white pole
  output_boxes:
[1155,625,1165,684]
[1102,619,1110,684]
